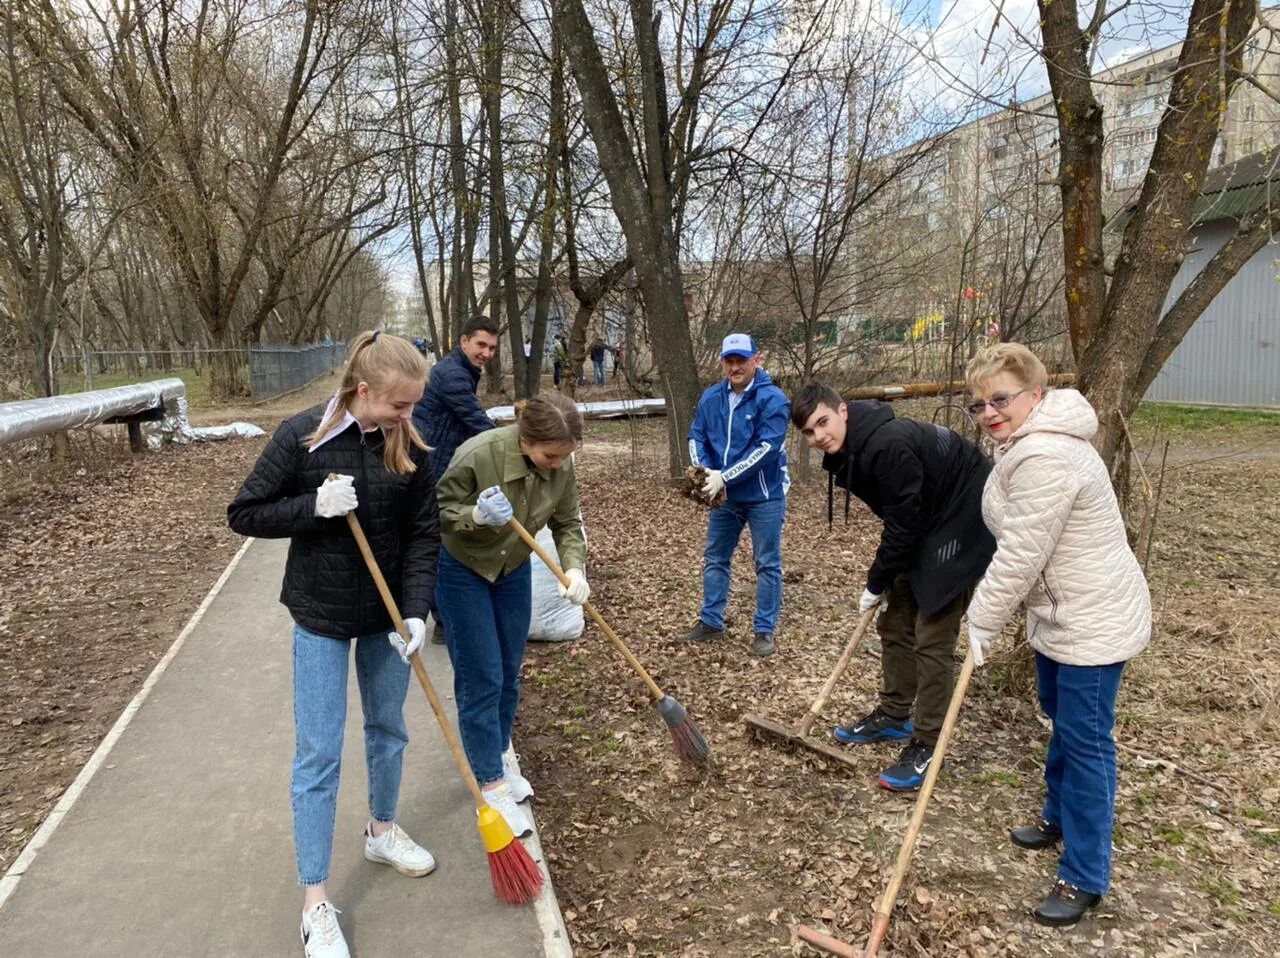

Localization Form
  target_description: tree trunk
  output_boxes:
[1041,0,1258,471]
[553,0,702,475]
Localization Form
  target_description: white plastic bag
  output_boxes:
[527,526,585,642]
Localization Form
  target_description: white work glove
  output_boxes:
[701,469,725,500]
[558,568,591,606]
[471,485,513,526]
[968,624,999,667]
[858,587,888,615]
[315,474,358,518]
[388,615,431,664]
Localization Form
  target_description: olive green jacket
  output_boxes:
[436,425,586,581]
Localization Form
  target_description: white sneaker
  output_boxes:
[503,750,534,803]
[300,901,349,958]
[364,822,437,877]
[482,781,533,838]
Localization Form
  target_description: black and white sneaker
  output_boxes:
[877,739,934,791]
[301,901,349,958]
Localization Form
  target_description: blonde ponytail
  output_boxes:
[306,331,430,474]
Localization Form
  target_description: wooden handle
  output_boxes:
[797,608,876,737]
[795,925,859,957]
[344,511,487,808]
[863,653,976,957]
[507,516,666,702]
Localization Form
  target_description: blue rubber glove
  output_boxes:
[472,485,513,526]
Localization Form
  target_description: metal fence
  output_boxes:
[249,342,347,400]
[12,343,344,402]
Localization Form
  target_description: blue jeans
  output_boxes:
[699,497,785,634]
[592,359,605,384]
[1035,651,1126,895]
[291,624,411,886]
[434,548,532,786]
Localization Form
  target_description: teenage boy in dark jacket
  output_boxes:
[412,315,499,485]
[683,333,791,657]
[792,381,995,790]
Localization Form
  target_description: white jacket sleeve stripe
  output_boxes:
[968,453,1080,633]
[722,441,770,482]
[688,438,701,467]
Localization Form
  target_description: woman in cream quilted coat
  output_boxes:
[964,343,1151,928]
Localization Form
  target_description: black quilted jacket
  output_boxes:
[227,404,440,639]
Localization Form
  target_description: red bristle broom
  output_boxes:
[346,512,543,904]
[508,517,711,767]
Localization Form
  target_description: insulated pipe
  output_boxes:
[0,379,186,446]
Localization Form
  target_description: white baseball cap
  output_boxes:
[720,333,757,358]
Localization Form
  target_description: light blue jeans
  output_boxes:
[1035,651,1126,895]
[699,496,785,634]
[291,623,410,886]
[434,548,532,787]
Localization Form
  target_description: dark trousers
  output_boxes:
[876,575,967,747]
[553,361,563,386]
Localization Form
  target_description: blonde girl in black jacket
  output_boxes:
[229,331,439,958]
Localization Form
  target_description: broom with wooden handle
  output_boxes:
[344,511,544,905]
[797,652,977,957]
[507,516,711,767]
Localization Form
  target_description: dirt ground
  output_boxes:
[1,385,1277,957]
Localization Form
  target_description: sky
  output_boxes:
[380,0,1201,297]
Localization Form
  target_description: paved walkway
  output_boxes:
[0,538,569,957]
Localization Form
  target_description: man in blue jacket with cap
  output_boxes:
[683,333,791,657]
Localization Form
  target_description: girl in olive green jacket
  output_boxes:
[434,392,588,838]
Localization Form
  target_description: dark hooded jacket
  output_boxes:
[823,400,994,615]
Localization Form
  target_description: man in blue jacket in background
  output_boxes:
[413,315,499,484]
[412,315,499,643]
[683,333,791,657]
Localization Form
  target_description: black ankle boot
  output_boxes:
[1010,818,1063,850]
[1033,879,1101,927]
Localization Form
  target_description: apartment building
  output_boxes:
[857,11,1280,346]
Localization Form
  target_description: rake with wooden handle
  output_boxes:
[507,516,711,767]
[796,652,977,957]
[743,608,876,769]
[344,510,543,904]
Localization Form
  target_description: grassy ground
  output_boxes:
[1131,403,1280,431]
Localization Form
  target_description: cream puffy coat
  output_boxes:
[967,389,1150,666]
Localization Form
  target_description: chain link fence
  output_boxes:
[248,343,347,401]
[4,343,345,405]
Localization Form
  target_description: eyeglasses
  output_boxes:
[966,390,1027,415]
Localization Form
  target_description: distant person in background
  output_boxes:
[524,338,533,360]
[412,315,500,645]
[589,339,607,385]
[552,333,568,387]
[612,344,623,381]
[229,331,439,958]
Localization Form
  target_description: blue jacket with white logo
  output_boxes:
[688,368,791,504]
